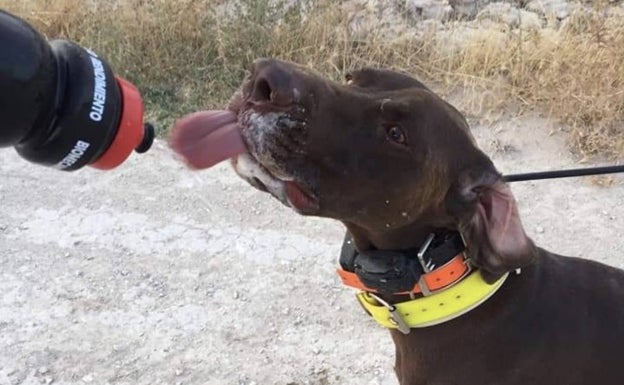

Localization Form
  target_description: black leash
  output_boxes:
[504,165,624,182]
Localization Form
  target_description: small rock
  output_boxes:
[536,226,545,233]
[233,291,239,299]
[175,368,184,376]
[450,0,487,20]
[81,374,93,383]
[406,0,453,21]
[38,367,49,375]
[477,3,542,29]
[526,0,570,21]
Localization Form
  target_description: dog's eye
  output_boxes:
[345,73,354,85]
[386,125,407,145]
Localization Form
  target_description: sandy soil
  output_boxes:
[1,106,623,385]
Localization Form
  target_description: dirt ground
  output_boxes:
[1,104,623,385]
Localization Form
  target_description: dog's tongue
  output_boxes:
[169,110,246,169]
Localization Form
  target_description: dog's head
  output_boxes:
[230,58,537,279]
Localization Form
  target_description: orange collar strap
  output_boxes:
[337,230,470,296]
[337,253,469,296]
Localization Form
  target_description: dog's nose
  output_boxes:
[249,59,296,107]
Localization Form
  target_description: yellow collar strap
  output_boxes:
[356,270,509,333]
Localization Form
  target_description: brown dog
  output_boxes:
[226,58,624,384]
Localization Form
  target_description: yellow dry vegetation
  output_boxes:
[3,0,622,157]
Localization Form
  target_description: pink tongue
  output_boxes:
[169,110,247,169]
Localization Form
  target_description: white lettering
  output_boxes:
[88,53,107,122]
[86,48,99,58]
[56,140,91,169]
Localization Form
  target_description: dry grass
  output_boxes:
[2,0,623,157]
[425,7,624,158]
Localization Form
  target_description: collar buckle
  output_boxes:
[367,292,411,334]
[416,233,436,272]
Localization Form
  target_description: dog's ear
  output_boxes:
[446,163,538,283]
[345,68,430,92]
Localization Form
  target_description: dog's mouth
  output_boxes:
[229,90,320,215]
[233,152,320,214]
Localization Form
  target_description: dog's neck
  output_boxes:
[343,221,447,252]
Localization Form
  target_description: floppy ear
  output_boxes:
[446,164,538,283]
